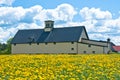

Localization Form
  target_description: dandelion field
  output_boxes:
[0,54,120,80]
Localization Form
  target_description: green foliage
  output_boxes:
[0,38,13,54]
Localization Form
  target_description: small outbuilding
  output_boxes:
[11,20,112,54]
[113,46,120,53]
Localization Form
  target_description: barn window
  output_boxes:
[14,43,16,46]
[46,24,50,27]
[71,48,74,50]
[37,43,39,45]
[92,51,95,54]
[88,44,91,47]
[84,51,86,53]
[54,42,56,45]
[51,24,53,27]
[71,42,74,44]
[45,43,48,45]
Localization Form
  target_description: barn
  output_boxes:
[11,20,112,54]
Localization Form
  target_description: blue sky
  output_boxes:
[0,0,120,45]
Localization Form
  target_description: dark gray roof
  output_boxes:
[11,26,88,44]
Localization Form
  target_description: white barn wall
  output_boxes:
[103,47,109,54]
[78,43,107,54]
[79,29,88,42]
[12,42,77,54]
[11,42,109,54]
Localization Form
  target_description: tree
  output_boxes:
[6,38,13,54]
[0,38,13,54]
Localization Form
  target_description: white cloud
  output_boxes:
[79,7,113,33]
[0,27,12,43]
[55,4,77,21]
[0,4,76,27]
[0,7,25,25]
[16,23,41,29]
[34,3,77,22]
[0,5,43,26]
[80,7,112,20]
[0,4,120,45]
[111,36,120,45]
[79,7,120,45]
[104,17,120,29]
[0,0,15,6]
[89,33,109,40]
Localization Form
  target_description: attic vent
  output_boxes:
[44,20,54,32]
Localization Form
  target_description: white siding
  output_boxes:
[44,28,52,32]
[12,42,77,54]
[78,43,108,54]
[79,29,88,42]
[12,42,110,54]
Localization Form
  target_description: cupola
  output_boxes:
[44,20,54,32]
